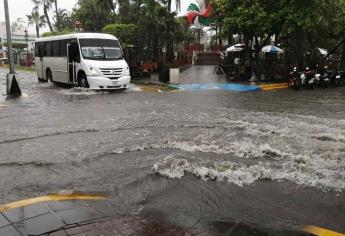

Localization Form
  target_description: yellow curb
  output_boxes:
[303,225,345,236]
[260,83,288,87]
[0,194,108,212]
[261,83,289,91]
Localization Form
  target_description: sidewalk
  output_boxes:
[0,195,312,236]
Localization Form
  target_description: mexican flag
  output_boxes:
[185,0,212,27]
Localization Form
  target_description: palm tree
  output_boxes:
[166,0,180,12]
[53,0,60,31]
[55,8,71,30]
[32,0,54,31]
[27,10,46,38]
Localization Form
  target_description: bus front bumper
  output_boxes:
[87,76,131,90]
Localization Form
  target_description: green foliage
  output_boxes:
[102,24,138,47]
[212,0,345,65]
[27,10,46,38]
[73,0,116,32]
[42,29,73,37]
[3,43,28,51]
[54,8,74,31]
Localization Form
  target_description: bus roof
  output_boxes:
[35,33,118,42]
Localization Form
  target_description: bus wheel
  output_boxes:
[38,77,46,83]
[78,73,89,88]
[46,70,53,83]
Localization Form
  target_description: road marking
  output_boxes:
[303,225,345,236]
[0,194,108,212]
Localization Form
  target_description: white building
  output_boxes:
[0,22,36,56]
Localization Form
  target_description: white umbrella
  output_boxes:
[262,45,283,53]
[226,44,245,52]
[318,48,328,55]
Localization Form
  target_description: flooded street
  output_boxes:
[0,68,345,233]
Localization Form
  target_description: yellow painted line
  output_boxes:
[303,225,345,236]
[260,83,288,87]
[0,194,108,212]
[261,83,289,91]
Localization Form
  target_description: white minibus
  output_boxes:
[34,33,131,90]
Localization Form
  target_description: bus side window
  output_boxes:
[52,41,60,57]
[60,40,67,57]
[35,43,44,58]
[35,43,39,57]
[44,41,52,57]
[39,44,44,57]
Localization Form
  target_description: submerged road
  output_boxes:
[0,67,345,234]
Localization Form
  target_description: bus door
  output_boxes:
[67,41,80,85]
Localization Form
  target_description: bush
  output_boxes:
[102,24,138,47]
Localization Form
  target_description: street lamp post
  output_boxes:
[3,0,21,95]
[24,29,29,67]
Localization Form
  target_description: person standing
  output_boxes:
[234,56,241,79]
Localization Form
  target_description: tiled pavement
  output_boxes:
[0,199,202,236]
[0,199,312,236]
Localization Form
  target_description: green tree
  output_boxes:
[27,10,46,38]
[102,24,138,47]
[53,0,60,31]
[54,8,73,31]
[163,0,181,12]
[74,0,115,32]
[32,0,54,32]
[212,0,345,67]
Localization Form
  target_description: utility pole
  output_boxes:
[3,0,21,95]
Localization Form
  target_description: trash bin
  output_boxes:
[159,68,170,83]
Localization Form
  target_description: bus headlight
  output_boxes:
[89,67,101,76]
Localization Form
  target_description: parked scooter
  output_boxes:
[301,67,318,89]
[335,70,345,86]
[288,67,301,90]
[319,66,332,88]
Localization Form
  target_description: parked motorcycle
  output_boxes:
[334,70,344,87]
[301,67,317,89]
[319,70,331,88]
[288,67,301,90]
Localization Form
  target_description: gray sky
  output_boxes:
[0,0,191,34]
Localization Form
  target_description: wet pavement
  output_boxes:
[179,66,228,84]
[0,67,345,235]
[0,195,314,235]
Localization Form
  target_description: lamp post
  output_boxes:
[24,29,29,67]
[3,0,21,95]
[74,18,84,32]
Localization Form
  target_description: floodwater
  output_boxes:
[0,68,345,233]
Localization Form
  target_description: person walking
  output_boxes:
[234,56,241,79]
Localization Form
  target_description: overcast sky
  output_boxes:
[0,0,191,34]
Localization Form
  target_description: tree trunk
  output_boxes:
[44,6,53,32]
[228,31,233,45]
[218,26,223,47]
[36,23,40,38]
[254,36,261,81]
[54,0,60,31]
[167,0,172,11]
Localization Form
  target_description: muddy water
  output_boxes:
[0,69,345,232]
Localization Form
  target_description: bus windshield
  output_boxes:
[79,39,122,61]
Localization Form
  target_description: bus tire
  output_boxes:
[78,72,89,88]
[46,69,53,83]
[38,76,46,83]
